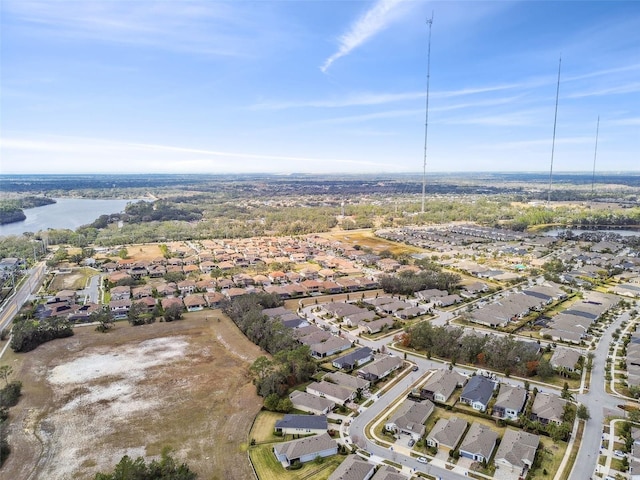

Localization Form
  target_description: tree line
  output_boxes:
[400,322,550,378]
[222,293,317,404]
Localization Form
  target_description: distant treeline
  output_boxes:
[0,197,55,225]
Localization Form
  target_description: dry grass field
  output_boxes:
[321,230,424,256]
[1,310,265,480]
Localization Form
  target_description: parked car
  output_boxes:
[408,439,415,447]
[417,457,428,464]
[613,450,627,458]
[412,365,419,372]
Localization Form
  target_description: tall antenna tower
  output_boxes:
[591,115,600,198]
[421,13,434,214]
[547,57,562,204]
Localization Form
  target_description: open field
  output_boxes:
[1,310,265,480]
[47,267,97,292]
[321,230,424,256]
[251,411,285,444]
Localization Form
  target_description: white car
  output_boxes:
[613,450,627,458]
[417,457,428,464]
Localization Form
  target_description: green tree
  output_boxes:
[577,404,590,421]
[94,448,196,480]
[164,304,184,322]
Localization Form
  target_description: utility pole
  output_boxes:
[547,57,562,205]
[421,13,434,214]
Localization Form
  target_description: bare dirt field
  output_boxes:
[320,229,423,256]
[2,310,265,480]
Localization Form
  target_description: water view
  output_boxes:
[0,198,134,237]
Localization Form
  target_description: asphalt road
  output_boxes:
[0,262,46,333]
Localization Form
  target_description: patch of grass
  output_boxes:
[249,444,345,480]
[529,437,568,480]
[558,419,584,480]
[251,411,285,444]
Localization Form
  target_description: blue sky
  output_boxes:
[1,0,638,174]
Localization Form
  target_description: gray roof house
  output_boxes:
[323,372,370,391]
[459,375,496,412]
[530,392,568,425]
[327,455,375,480]
[357,355,403,382]
[550,347,582,372]
[289,391,335,415]
[492,384,527,421]
[384,399,435,440]
[459,422,499,463]
[275,414,328,436]
[310,336,352,359]
[420,369,467,403]
[332,347,374,370]
[426,416,468,450]
[494,428,540,477]
[307,381,355,405]
[273,432,337,467]
[371,465,405,480]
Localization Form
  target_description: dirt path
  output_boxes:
[2,311,264,480]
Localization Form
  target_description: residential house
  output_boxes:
[273,432,337,467]
[492,384,527,421]
[358,356,403,382]
[183,294,207,312]
[310,336,352,359]
[110,286,131,301]
[550,347,582,373]
[133,297,157,314]
[205,291,225,308]
[289,391,335,415]
[384,400,434,440]
[177,280,196,296]
[370,466,405,480]
[327,455,375,480]
[161,297,184,311]
[494,429,539,478]
[426,416,468,451]
[332,347,373,371]
[131,285,153,299]
[420,370,467,403]
[274,414,327,436]
[306,381,355,405]
[364,317,394,334]
[459,375,496,412]
[323,372,370,392]
[530,392,568,425]
[459,422,499,463]
[109,298,131,318]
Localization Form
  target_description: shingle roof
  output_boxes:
[275,414,328,431]
[327,455,374,480]
[495,428,539,468]
[429,416,468,449]
[494,384,527,411]
[531,393,568,423]
[460,375,495,406]
[273,432,337,462]
[459,422,498,459]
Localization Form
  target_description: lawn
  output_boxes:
[251,411,285,444]
[528,437,568,480]
[249,444,346,480]
[48,266,97,292]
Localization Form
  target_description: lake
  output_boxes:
[0,198,134,237]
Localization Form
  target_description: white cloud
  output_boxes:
[321,0,407,73]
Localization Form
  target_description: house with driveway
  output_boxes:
[420,369,467,403]
[273,432,337,467]
[384,399,434,441]
[494,428,539,478]
[459,422,499,463]
[459,375,496,412]
[357,355,403,382]
[550,347,582,373]
[426,416,468,451]
[492,384,527,420]
[306,381,355,405]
